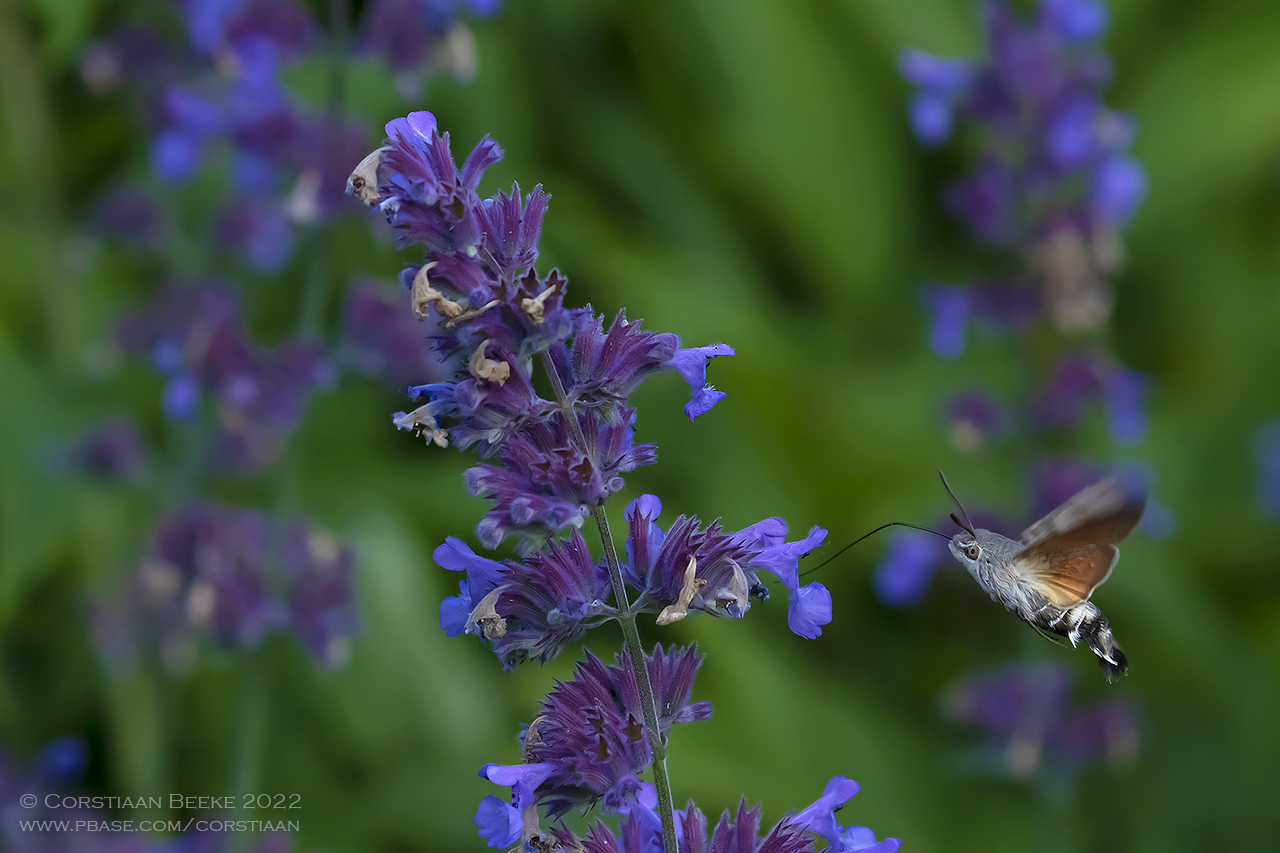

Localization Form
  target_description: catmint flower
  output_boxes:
[116,282,332,473]
[918,282,1038,359]
[358,0,499,94]
[476,645,711,844]
[354,113,735,550]
[944,389,1011,452]
[873,530,950,607]
[873,511,1015,608]
[947,661,1139,778]
[93,503,356,671]
[574,775,899,853]
[341,278,455,388]
[281,520,359,668]
[92,186,167,251]
[1029,352,1148,444]
[621,495,831,638]
[1253,421,1280,518]
[46,417,150,482]
[903,0,1145,333]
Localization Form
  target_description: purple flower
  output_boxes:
[873,530,950,607]
[1030,351,1147,444]
[355,114,735,549]
[944,389,1011,451]
[574,775,898,853]
[898,50,975,146]
[792,777,901,853]
[1090,155,1147,226]
[281,521,359,668]
[618,495,829,637]
[49,417,150,482]
[341,278,454,388]
[92,503,355,672]
[357,0,496,90]
[214,198,295,272]
[919,282,1039,359]
[93,186,166,250]
[182,0,319,59]
[947,661,1139,778]
[478,646,710,821]
[116,282,332,473]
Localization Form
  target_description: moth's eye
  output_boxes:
[963,543,981,560]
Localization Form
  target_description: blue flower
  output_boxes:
[793,776,901,852]
[1254,421,1280,518]
[947,661,1139,778]
[873,531,950,607]
[617,495,829,637]
[898,49,975,146]
[475,761,555,848]
[479,646,710,822]
[50,417,150,482]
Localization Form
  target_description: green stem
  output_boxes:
[538,353,679,853]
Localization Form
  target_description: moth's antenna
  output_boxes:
[800,522,950,578]
[939,471,976,537]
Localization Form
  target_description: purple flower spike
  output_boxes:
[515,645,711,817]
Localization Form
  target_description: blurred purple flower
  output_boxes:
[341,278,453,388]
[873,530,950,608]
[919,282,1038,359]
[944,389,1012,451]
[1030,351,1147,444]
[1253,421,1280,518]
[49,417,150,483]
[93,503,356,672]
[116,282,332,474]
[281,520,359,668]
[93,187,167,251]
[947,661,1140,777]
[358,0,498,92]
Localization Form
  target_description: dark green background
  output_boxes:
[2,0,1278,850]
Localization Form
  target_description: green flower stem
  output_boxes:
[539,352,679,853]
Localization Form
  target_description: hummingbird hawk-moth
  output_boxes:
[939,471,1146,682]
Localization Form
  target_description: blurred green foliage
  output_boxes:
[2,0,1279,850]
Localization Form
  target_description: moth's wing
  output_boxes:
[1014,544,1119,607]
[1019,473,1147,553]
[1014,474,1146,606]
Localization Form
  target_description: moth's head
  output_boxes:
[948,529,983,569]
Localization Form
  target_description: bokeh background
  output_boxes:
[2,0,1279,851]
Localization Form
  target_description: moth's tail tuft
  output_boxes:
[1080,611,1128,682]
